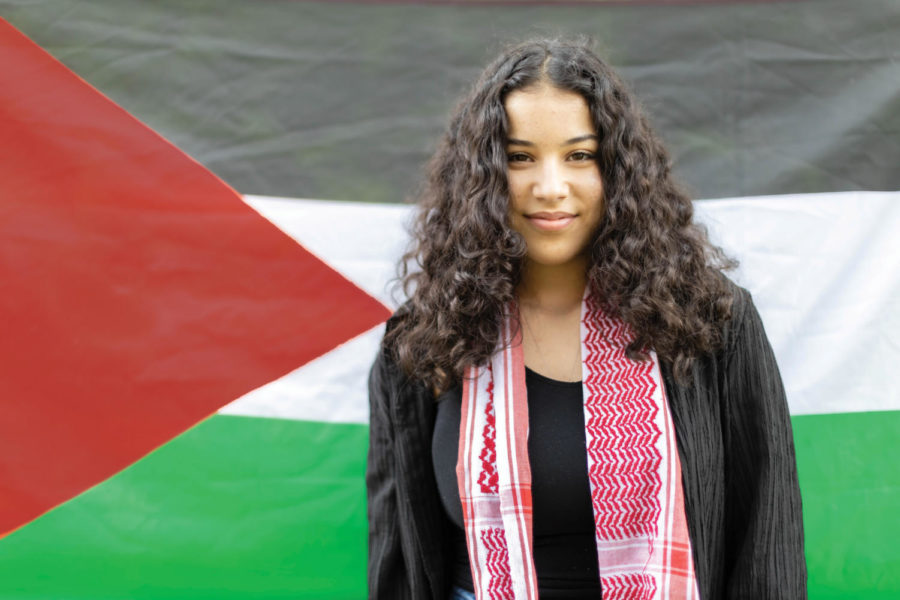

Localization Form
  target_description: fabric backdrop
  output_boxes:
[1,1,898,598]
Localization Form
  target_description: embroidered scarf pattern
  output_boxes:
[456,292,700,600]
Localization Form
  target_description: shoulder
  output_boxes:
[370,312,403,389]
[717,275,777,369]
[712,276,788,414]
[383,301,413,339]
[372,302,412,373]
[370,301,426,403]
[714,270,750,318]
[713,274,757,361]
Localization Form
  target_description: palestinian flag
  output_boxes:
[1,2,898,599]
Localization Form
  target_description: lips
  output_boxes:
[525,211,576,231]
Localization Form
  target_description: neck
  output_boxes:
[516,257,588,314]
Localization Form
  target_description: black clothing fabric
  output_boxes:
[366,281,807,599]
[432,367,601,597]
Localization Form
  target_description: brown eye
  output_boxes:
[507,153,531,162]
[569,151,595,161]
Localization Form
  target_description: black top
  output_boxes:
[432,367,602,597]
[367,281,807,600]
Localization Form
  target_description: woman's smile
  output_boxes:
[525,211,577,231]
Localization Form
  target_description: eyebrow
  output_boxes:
[507,134,598,147]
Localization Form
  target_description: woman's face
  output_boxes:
[504,83,604,271]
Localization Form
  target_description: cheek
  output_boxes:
[507,186,532,235]
[586,177,604,219]
[507,212,528,241]
[586,171,604,198]
[506,175,527,210]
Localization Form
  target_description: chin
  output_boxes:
[525,253,584,268]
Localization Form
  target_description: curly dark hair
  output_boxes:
[385,35,737,393]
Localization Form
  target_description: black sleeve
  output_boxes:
[721,289,808,599]
[366,345,413,600]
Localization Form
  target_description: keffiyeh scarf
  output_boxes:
[455,290,700,600]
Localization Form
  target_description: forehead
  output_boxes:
[503,84,594,142]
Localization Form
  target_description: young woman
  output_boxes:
[367,36,806,600]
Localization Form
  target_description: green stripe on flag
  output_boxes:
[793,410,900,599]
[0,415,367,599]
[1,410,898,598]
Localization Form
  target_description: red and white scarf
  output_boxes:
[455,290,700,600]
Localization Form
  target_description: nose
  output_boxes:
[533,159,568,201]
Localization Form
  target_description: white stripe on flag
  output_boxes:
[234,191,900,421]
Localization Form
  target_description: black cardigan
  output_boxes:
[366,282,807,599]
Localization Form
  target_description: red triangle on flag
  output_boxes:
[0,19,389,537]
